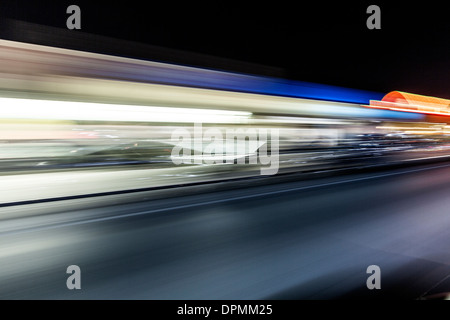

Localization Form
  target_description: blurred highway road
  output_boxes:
[2,26,450,301]
[1,162,450,299]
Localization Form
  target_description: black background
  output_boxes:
[1,1,449,98]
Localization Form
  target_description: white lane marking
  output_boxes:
[3,162,450,236]
[418,273,450,299]
[403,155,450,162]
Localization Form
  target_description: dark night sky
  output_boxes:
[1,1,449,98]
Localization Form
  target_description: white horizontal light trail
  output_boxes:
[0,97,252,124]
[3,162,450,235]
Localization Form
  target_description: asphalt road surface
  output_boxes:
[2,163,450,299]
